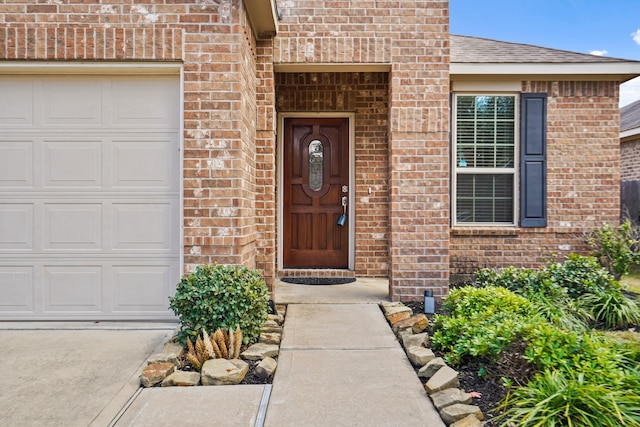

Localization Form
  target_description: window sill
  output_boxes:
[450,227,519,237]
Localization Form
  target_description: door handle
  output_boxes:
[337,196,348,227]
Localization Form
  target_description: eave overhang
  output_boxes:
[451,62,640,83]
[244,0,279,39]
[621,128,640,141]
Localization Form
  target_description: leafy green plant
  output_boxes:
[542,254,619,298]
[585,220,640,280]
[476,264,591,330]
[523,323,627,384]
[500,370,640,427]
[432,286,534,364]
[579,291,640,329]
[169,264,269,345]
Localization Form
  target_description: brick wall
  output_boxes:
[275,72,390,277]
[450,80,620,279]
[0,1,262,276]
[622,137,640,181]
[255,39,277,288]
[274,1,451,301]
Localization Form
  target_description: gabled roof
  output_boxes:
[621,99,640,140]
[451,34,640,81]
[451,35,628,64]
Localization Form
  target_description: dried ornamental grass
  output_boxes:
[214,329,229,359]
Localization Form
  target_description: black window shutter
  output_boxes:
[520,93,547,227]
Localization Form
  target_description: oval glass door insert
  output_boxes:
[309,140,323,191]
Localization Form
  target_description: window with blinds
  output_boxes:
[454,94,517,224]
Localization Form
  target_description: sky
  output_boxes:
[450,0,640,106]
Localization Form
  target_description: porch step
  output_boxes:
[277,269,355,279]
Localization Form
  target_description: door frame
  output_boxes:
[277,112,356,271]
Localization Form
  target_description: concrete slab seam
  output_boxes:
[106,387,143,427]
[90,330,174,427]
[255,384,272,427]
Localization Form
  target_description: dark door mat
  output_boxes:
[280,277,356,285]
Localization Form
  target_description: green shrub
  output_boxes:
[500,370,640,427]
[432,286,533,364]
[542,254,619,299]
[585,220,640,280]
[475,266,540,292]
[524,324,627,385]
[477,255,618,299]
[476,265,590,330]
[169,264,269,345]
[579,291,640,329]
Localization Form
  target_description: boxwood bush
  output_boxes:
[169,264,269,345]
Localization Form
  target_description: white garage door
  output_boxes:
[0,74,180,320]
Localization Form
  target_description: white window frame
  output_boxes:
[452,92,520,227]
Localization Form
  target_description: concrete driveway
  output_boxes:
[0,322,177,427]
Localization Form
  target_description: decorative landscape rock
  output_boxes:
[406,346,435,367]
[241,343,279,360]
[383,305,412,325]
[392,314,428,334]
[401,332,429,349]
[275,304,286,317]
[425,365,460,394]
[141,362,175,388]
[259,332,281,345]
[161,371,200,387]
[429,388,472,411]
[380,301,405,314]
[255,356,277,379]
[201,359,249,385]
[393,322,414,337]
[450,414,483,427]
[263,320,280,329]
[261,320,283,334]
[418,357,446,379]
[146,341,184,367]
[267,313,284,325]
[439,403,483,425]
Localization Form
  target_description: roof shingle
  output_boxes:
[451,34,631,64]
[621,99,640,132]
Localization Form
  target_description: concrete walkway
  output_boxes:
[0,322,176,427]
[264,303,445,426]
[0,280,444,426]
[115,279,444,426]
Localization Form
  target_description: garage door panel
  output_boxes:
[0,204,34,250]
[112,78,179,128]
[43,140,102,187]
[0,267,34,312]
[44,265,102,312]
[0,140,34,187]
[112,139,178,190]
[0,78,34,126]
[112,202,176,251]
[0,74,180,320]
[44,204,102,250]
[43,78,103,126]
[112,265,175,312]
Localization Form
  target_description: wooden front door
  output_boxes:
[283,117,350,268]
